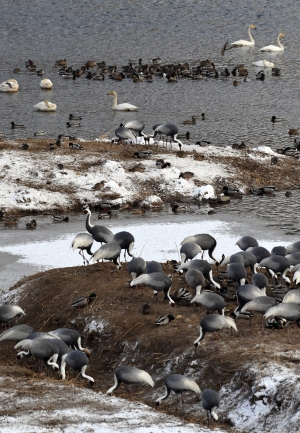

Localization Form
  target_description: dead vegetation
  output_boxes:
[1,260,299,429]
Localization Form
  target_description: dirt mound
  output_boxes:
[1,260,298,430]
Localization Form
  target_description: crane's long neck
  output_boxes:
[106,374,119,394]
[248,26,254,43]
[208,270,221,289]
[155,386,171,405]
[173,134,184,149]
[85,210,94,233]
[60,354,67,379]
[80,365,94,383]
[208,243,219,264]
[277,35,284,48]
[194,325,205,346]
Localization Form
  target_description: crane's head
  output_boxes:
[82,204,90,214]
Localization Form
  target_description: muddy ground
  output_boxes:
[1,259,298,430]
[1,138,300,218]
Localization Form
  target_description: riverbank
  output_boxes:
[1,260,300,432]
[0,137,299,218]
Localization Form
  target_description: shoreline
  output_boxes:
[0,137,299,218]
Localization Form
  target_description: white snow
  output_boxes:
[0,377,225,433]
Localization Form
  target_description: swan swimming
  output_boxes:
[39,78,53,89]
[33,100,57,111]
[0,79,19,92]
[260,33,285,52]
[252,59,275,68]
[231,24,256,47]
[108,91,138,111]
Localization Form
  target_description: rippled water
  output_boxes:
[1,0,300,148]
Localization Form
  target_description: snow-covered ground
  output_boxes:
[0,374,225,433]
[0,138,279,214]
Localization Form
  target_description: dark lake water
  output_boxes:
[1,0,300,149]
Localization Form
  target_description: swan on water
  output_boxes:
[252,59,275,68]
[260,33,285,52]
[108,91,138,111]
[231,24,256,47]
[0,79,19,92]
[39,78,53,89]
[33,100,57,111]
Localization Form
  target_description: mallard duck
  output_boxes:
[271,116,284,123]
[72,292,97,309]
[98,211,112,219]
[155,314,175,325]
[285,191,292,197]
[289,128,299,136]
[26,219,37,229]
[134,151,152,158]
[182,116,196,125]
[69,142,83,149]
[222,186,242,196]
[179,171,194,180]
[66,122,81,128]
[13,68,21,73]
[34,131,46,136]
[69,114,82,120]
[55,58,67,66]
[172,204,187,213]
[52,215,69,222]
[33,100,57,111]
[11,121,25,129]
[85,60,96,69]
[256,71,265,81]
[4,218,18,227]
[272,67,281,76]
[21,143,29,150]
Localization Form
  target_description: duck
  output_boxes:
[69,114,82,120]
[36,69,44,76]
[93,73,105,80]
[0,79,19,92]
[252,59,275,68]
[231,24,256,47]
[21,143,29,150]
[34,131,46,136]
[272,67,281,76]
[69,142,83,149]
[134,151,152,158]
[13,68,21,73]
[289,128,299,135]
[271,116,284,123]
[11,122,25,129]
[155,314,175,326]
[66,122,81,128]
[72,292,97,309]
[152,58,162,64]
[172,204,187,213]
[40,78,53,90]
[179,171,194,180]
[108,90,138,111]
[55,58,67,66]
[33,100,57,111]
[52,215,69,222]
[256,71,265,81]
[222,186,242,196]
[26,219,37,229]
[260,32,285,52]
[98,211,112,219]
[85,60,96,69]
[182,116,196,125]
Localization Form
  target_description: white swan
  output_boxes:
[33,100,57,111]
[260,33,285,52]
[231,24,256,47]
[0,79,19,92]
[39,78,53,89]
[108,90,138,111]
[252,59,275,68]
